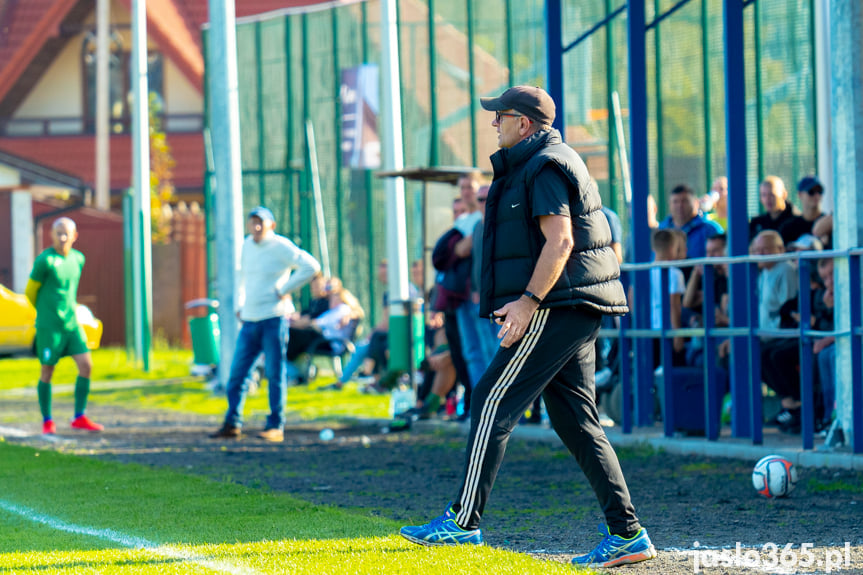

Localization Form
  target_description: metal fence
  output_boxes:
[614,249,862,454]
[202,0,817,338]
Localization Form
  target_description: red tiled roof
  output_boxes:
[1,0,352,108]
[0,133,205,191]
[0,0,80,104]
[116,0,204,92]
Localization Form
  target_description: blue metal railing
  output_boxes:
[605,248,862,454]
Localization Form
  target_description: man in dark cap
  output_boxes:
[210,206,320,442]
[400,86,655,568]
[778,175,827,246]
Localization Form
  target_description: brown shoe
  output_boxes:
[209,424,241,439]
[257,428,284,442]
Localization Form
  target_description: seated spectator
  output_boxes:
[814,258,836,427]
[700,176,728,231]
[760,255,834,433]
[286,278,364,379]
[682,233,729,366]
[749,230,801,431]
[812,212,833,250]
[749,176,800,241]
[648,229,687,366]
[303,272,331,320]
[333,259,419,391]
[658,184,723,280]
[778,176,827,245]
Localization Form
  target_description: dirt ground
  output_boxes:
[4,397,863,574]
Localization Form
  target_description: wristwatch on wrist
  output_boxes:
[523,290,542,305]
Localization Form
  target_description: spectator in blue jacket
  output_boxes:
[659,184,724,262]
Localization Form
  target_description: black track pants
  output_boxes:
[454,306,641,537]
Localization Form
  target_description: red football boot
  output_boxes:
[70,415,104,432]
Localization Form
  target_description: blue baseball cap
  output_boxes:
[796,175,823,193]
[248,206,275,223]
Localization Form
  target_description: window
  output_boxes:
[82,33,163,134]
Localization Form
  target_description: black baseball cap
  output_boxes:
[248,206,275,223]
[480,86,556,125]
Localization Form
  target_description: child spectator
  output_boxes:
[750,230,800,430]
[649,229,687,366]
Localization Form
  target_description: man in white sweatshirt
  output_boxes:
[210,206,320,442]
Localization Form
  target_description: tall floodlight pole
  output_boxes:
[380,0,411,375]
[208,0,244,387]
[95,0,110,210]
[830,0,863,453]
[131,0,151,369]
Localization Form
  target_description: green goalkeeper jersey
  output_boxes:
[29,247,86,331]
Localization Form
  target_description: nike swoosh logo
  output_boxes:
[511,203,520,208]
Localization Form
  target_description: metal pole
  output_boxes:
[627,0,654,426]
[95,0,110,211]
[255,22,265,205]
[123,190,134,359]
[131,0,151,370]
[701,0,712,192]
[830,0,863,452]
[505,0,514,83]
[428,0,439,166]
[306,120,331,277]
[545,0,565,137]
[754,0,765,182]
[654,0,665,212]
[381,0,411,373]
[814,0,833,205]
[606,0,618,216]
[207,0,244,386]
[301,14,313,252]
[723,0,753,437]
[361,1,377,327]
[467,0,478,166]
[285,17,295,236]
[332,9,344,281]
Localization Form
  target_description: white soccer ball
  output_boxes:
[752,455,797,498]
[319,428,335,442]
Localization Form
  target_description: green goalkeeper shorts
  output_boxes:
[35,327,89,366]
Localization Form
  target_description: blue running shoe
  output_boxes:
[571,524,656,568]
[399,504,483,546]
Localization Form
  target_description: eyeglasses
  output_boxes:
[802,188,823,196]
[495,111,525,123]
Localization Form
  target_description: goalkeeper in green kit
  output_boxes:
[25,217,103,435]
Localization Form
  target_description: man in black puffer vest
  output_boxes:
[400,86,656,569]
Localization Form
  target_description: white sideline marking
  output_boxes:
[0,426,29,438]
[0,499,259,575]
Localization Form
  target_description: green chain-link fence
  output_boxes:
[205,0,817,325]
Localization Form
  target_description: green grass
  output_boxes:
[84,378,390,422]
[807,477,863,493]
[0,348,196,390]
[0,346,390,422]
[0,443,582,574]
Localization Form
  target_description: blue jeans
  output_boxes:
[224,316,288,430]
[817,342,836,421]
[456,300,499,389]
[339,340,370,384]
